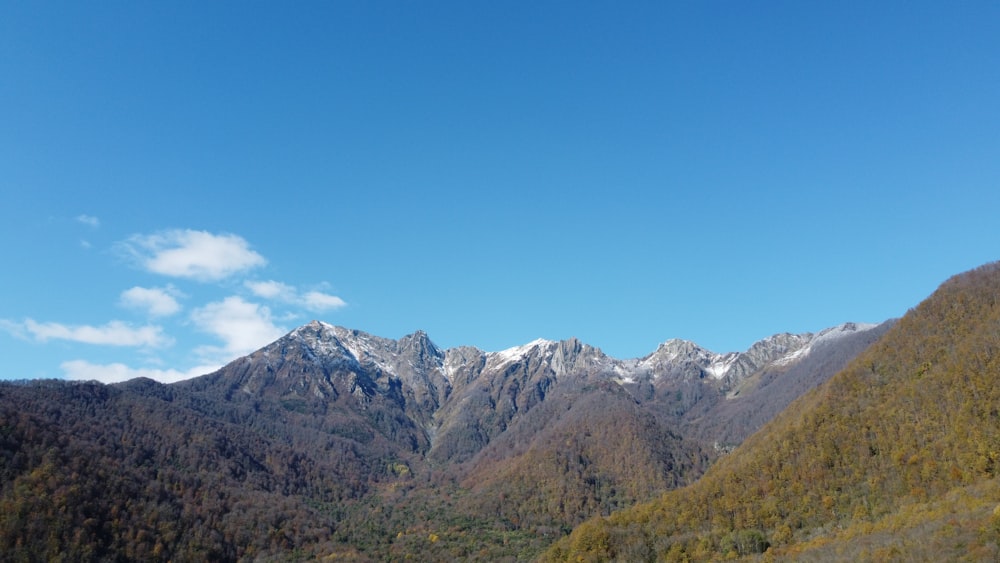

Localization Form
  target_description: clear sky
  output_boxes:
[2,2,998,383]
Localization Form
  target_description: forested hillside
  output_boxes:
[0,378,704,560]
[545,262,1000,561]
[0,304,889,560]
[0,379,376,561]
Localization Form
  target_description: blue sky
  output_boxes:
[2,2,998,382]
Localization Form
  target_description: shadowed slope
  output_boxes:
[456,379,709,532]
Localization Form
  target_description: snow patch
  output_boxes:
[706,354,737,379]
[811,322,878,347]
[772,322,877,367]
[612,361,640,383]
[773,345,810,366]
[442,356,463,382]
[331,326,396,374]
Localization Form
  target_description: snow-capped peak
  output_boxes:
[638,339,718,375]
[274,320,879,391]
[289,320,345,356]
[486,338,555,369]
[285,322,400,374]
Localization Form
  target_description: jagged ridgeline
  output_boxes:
[0,302,887,560]
[544,261,1000,562]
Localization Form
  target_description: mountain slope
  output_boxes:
[0,380,361,561]
[455,379,709,532]
[544,262,1000,561]
[680,321,893,449]
[0,317,886,560]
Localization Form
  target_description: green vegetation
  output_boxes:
[544,262,1000,561]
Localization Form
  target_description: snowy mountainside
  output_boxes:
[283,319,877,390]
[206,318,887,465]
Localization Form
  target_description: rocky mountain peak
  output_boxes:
[721,332,813,382]
[646,339,713,362]
[235,320,882,416]
[484,338,555,370]
[638,339,717,379]
[397,329,444,365]
[550,337,609,376]
[282,320,359,369]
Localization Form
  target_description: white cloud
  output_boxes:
[22,319,172,348]
[61,360,220,384]
[246,280,348,313]
[0,319,28,340]
[302,291,347,311]
[120,286,183,317]
[191,296,285,360]
[245,280,295,300]
[76,214,100,228]
[121,229,266,281]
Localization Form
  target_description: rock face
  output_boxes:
[196,319,890,464]
[165,316,891,535]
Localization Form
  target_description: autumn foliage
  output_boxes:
[545,262,1000,561]
[5,262,1000,561]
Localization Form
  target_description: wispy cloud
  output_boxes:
[0,319,28,340]
[20,319,172,348]
[302,291,347,311]
[245,280,296,300]
[61,360,219,384]
[246,280,347,313]
[120,229,266,281]
[119,286,183,317]
[191,296,285,361]
[76,214,100,228]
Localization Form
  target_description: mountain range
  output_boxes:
[8,260,999,561]
[0,312,890,561]
[182,318,889,478]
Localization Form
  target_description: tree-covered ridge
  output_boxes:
[0,295,894,560]
[455,380,709,533]
[0,377,707,561]
[544,262,1000,561]
[0,379,389,561]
